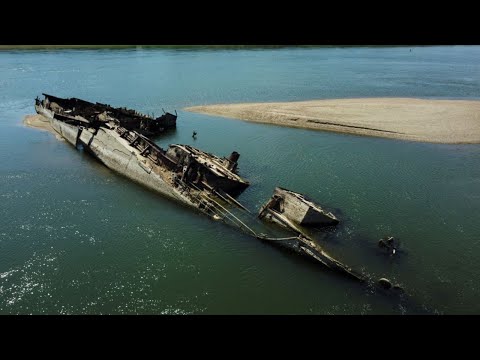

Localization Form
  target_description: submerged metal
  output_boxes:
[259,187,339,236]
[257,187,363,281]
[257,187,406,292]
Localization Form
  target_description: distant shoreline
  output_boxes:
[185,98,480,144]
[0,45,435,51]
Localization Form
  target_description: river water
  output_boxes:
[0,46,479,314]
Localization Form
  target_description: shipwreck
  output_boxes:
[35,93,176,136]
[31,94,405,296]
[259,187,339,237]
[34,94,262,236]
[257,187,363,282]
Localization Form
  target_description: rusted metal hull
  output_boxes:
[165,144,249,196]
[49,117,194,206]
[256,213,364,281]
[256,187,368,281]
[259,187,339,228]
[35,93,176,136]
[35,103,54,119]
[44,112,251,230]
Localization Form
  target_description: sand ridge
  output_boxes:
[185,98,480,144]
[23,114,63,140]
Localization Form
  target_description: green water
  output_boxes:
[1,46,479,314]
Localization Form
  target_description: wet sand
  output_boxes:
[185,98,480,144]
[23,114,63,140]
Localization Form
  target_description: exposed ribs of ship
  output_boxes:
[38,93,176,136]
[116,126,176,169]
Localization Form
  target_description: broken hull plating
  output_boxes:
[259,187,339,229]
[36,93,177,135]
[35,104,54,120]
[49,117,196,208]
[203,172,249,196]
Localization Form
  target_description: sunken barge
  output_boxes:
[35,93,176,136]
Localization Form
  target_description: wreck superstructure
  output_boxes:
[165,145,249,196]
[259,187,339,237]
[60,125,248,221]
[35,93,176,136]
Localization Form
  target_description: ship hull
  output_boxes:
[49,117,194,208]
